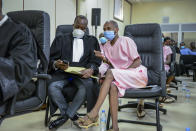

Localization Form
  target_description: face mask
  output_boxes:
[181,46,185,49]
[162,37,164,43]
[104,31,115,41]
[99,37,107,44]
[72,29,85,39]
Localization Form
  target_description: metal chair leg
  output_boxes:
[168,94,177,100]
[120,101,167,114]
[155,98,161,131]
[44,97,49,127]
[106,108,111,130]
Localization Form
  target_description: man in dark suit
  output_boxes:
[0,0,37,115]
[48,15,101,129]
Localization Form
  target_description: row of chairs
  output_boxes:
[0,10,166,131]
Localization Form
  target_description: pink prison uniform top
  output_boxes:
[163,45,172,72]
[99,36,148,97]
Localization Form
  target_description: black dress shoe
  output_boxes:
[48,116,68,130]
[70,114,79,121]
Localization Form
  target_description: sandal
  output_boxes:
[107,128,119,131]
[137,104,145,118]
[159,96,175,103]
[77,114,99,129]
[159,103,164,108]
[73,117,84,127]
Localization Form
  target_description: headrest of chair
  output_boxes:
[124,23,163,85]
[56,25,89,36]
[7,10,50,61]
[169,46,176,61]
[124,23,160,37]
[180,55,196,64]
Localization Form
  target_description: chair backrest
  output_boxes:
[56,25,89,36]
[7,10,50,65]
[169,45,176,74]
[7,10,50,105]
[169,46,176,62]
[180,55,196,65]
[124,23,164,86]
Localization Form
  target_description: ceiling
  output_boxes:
[127,0,183,3]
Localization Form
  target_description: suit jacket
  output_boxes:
[0,18,37,115]
[48,33,101,83]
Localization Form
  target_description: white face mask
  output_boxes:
[72,29,85,39]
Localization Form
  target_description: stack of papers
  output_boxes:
[64,67,98,79]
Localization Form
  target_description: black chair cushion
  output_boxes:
[123,86,162,98]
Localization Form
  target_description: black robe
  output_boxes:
[0,18,37,106]
[48,33,101,83]
[48,33,101,115]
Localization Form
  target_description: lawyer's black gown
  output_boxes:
[0,17,37,105]
[48,33,102,115]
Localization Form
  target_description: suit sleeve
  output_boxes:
[86,37,102,75]
[48,36,62,73]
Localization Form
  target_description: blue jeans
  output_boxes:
[48,77,98,118]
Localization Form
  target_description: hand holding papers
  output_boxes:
[64,67,98,79]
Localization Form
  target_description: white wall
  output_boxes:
[2,0,23,13]
[56,0,76,26]
[2,0,131,41]
[23,0,56,42]
[78,0,131,37]
[132,0,196,24]
[2,0,76,43]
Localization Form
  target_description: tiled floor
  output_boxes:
[0,76,196,131]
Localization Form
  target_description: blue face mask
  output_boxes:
[99,37,107,44]
[162,37,164,43]
[181,46,185,49]
[104,31,116,41]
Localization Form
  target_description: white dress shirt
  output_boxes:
[0,15,8,27]
[72,38,84,62]
[53,38,84,70]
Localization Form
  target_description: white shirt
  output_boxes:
[72,38,84,62]
[53,38,84,70]
[0,15,8,27]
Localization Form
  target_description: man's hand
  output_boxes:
[94,50,104,60]
[55,60,69,70]
[80,69,94,78]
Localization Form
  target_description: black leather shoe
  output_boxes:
[48,116,68,130]
[70,114,79,121]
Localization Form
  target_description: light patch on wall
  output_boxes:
[162,16,169,23]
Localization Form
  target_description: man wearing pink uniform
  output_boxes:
[77,20,148,131]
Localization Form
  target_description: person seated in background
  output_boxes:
[47,15,101,129]
[171,39,180,54]
[160,37,177,103]
[180,42,196,55]
[76,20,148,131]
[0,0,37,115]
[163,37,173,73]
[190,42,196,52]
[98,33,108,84]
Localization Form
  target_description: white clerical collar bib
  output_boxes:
[0,15,8,27]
